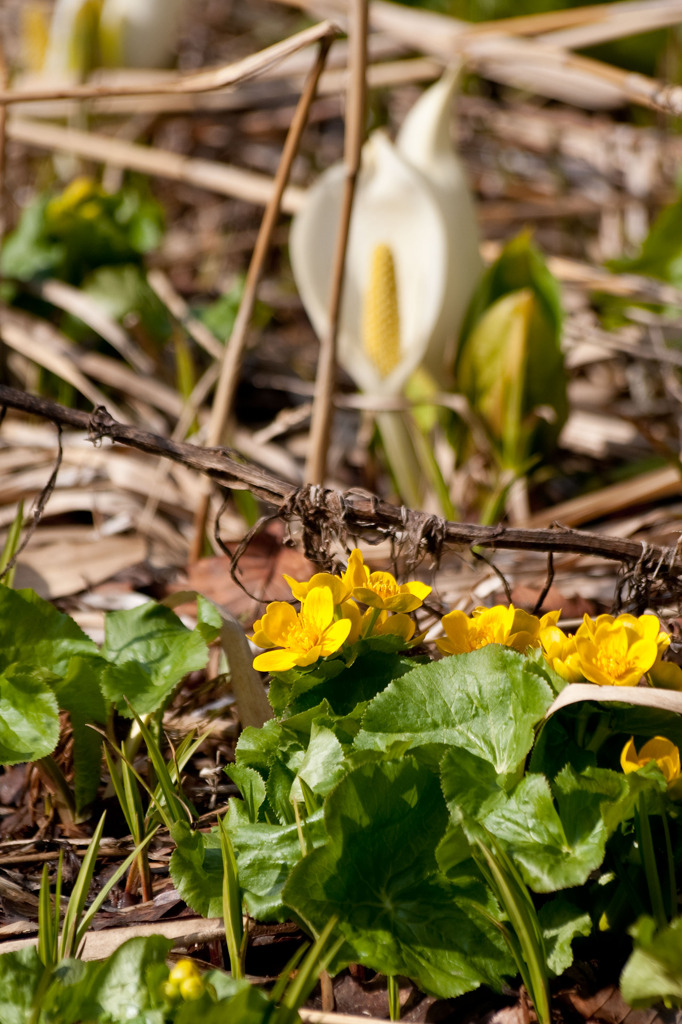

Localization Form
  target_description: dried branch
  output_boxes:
[0,21,339,106]
[192,31,336,559]
[305,0,369,485]
[2,385,682,596]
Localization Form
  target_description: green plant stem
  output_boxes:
[635,793,667,929]
[387,974,401,1020]
[585,716,613,756]
[218,816,245,980]
[376,410,423,510]
[473,836,551,1024]
[661,809,676,920]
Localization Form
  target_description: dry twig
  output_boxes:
[3,385,682,601]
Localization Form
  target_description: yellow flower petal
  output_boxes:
[620,736,681,787]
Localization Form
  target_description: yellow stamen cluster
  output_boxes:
[363,243,401,379]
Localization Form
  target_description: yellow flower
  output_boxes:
[621,736,681,788]
[352,571,431,613]
[436,603,554,656]
[649,654,682,691]
[508,608,561,652]
[362,608,420,645]
[251,588,351,672]
[164,959,204,1002]
[339,599,363,645]
[539,625,584,682]
[436,604,515,655]
[574,613,661,687]
[283,548,369,605]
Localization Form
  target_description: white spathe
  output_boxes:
[396,66,482,375]
[41,0,184,73]
[42,0,100,76]
[290,130,449,396]
[290,67,481,394]
[98,0,185,68]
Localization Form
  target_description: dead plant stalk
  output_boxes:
[189,32,336,561]
[305,0,369,485]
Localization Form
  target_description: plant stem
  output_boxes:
[387,975,401,1020]
[635,792,667,929]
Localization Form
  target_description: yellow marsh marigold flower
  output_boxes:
[436,603,556,657]
[163,959,203,1002]
[353,571,431,613]
[509,608,561,652]
[251,588,351,673]
[539,625,584,682]
[621,736,681,788]
[362,608,422,644]
[283,548,369,605]
[649,653,682,691]
[437,604,514,655]
[574,613,662,687]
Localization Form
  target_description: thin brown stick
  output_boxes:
[190,33,335,561]
[0,21,339,105]
[7,117,306,213]
[2,385,682,587]
[0,43,7,246]
[305,0,369,485]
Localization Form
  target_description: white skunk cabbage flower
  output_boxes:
[41,0,101,78]
[98,0,185,68]
[290,67,481,396]
[40,0,184,75]
[291,130,449,397]
[396,66,483,376]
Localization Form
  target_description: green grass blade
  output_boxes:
[59,812,107,959]
[38,861,57,969]
[125,702,191,827]
[0,499,24,586]
[74,829,158,950]
[474,837,551,1024]
[218,814,244,979]
[278,917,341,1015]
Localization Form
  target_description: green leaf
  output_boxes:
[0,588,108,779]
[52,656,108,812]
[284,757,514,998]
[440,745,513,825]
[290,724,346,802]
[0,946,45,1024]
[81,264,171,343]
[171,811,327,922]
[101,601,209,715]
[195,595,223,644]
[226,765,267,823]
[0,586,98,680]
[478,773,608,892]
[0,667,60,764]
[0,194,64,281]
[538,897,592,976]
[609,195,682,287]
[269,644,418,718]
[356,646,554,782]
[455,230,566,468]
[266,659,347,717]
[230,810,327,921]
[620,915,682,1008]
[78,935,173,1020]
